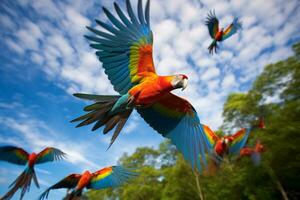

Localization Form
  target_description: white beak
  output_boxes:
[181,79,188,91]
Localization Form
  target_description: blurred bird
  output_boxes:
[240,140,265,166]
[205,10,242,54]
[39,166,137,200]
[203,125,250,165]
[0,146,66,200]
[258,117,265,129]
[71,0,211,172]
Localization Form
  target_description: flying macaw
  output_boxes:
[71,0,211,172]
[0,146,66,200]
[203,125,250,163]
[202,125,251,175]
[205,10,242,54]
[240,140,265,166]
[39,166,137,200]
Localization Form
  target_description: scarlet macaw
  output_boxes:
[71,0,210,172]
[39,166,137,200]
[205,10,242,54]
[203,125,251,163]
[201,125,251,175]
[0,146,66,200]
[240,140,265,166]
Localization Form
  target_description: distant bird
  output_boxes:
[205,10,242,54]
[202,125,251,175]
[0,146,66,200]
[39,166,137,200]
[203,125,250,162]
[240,140,265,166]
[258,117,265,129]
[71,0,211,172]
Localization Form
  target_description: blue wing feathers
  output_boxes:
[86,0,152,94]
[137,0,146,25]
[89,166,137,189]
[145,0,150,25]
[126,0,139,25]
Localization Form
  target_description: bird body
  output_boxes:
[240,140,265,156]
[214,138,228,156]
[76,171,92,191]
[205,11,242,54]
[128,74,187,106]
[203,124,250,165]
[39,166,137,200]
[72,0,210,172]
[214,29,224,41]
[240,140,265,166]
[28,153,37,167]
[0,146,66,200]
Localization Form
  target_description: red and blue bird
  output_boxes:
[71,0,211,172]
[38,166,137,200]
[240,140,265,166]
[205,10,242,54]
[0,146,66,200]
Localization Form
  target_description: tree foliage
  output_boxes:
[86,42,300,200]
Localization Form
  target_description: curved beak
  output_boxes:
[181,78,188,91]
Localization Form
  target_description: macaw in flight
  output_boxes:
[71,0,211,172]
[203,118,265,174]
[203,125,251,164]
[240,140,265,166]
[39,166,137,200]
[0,146,66,200]
[202,125,251,175]
[205,10,242,54]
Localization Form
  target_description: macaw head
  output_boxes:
[171,74,188,91]
[224,136,233,145]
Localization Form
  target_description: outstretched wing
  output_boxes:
[36,147,67,164]
[0,146,29,165]
[86,0,155,95]
[38,174,81,200]
[205,10,219,39]
[88,166,137,189]
[222,17,242,41]
[229,128,250,154]
[137,93,211,172]
[202,124,220,149]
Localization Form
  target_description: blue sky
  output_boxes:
[0,0,299,199]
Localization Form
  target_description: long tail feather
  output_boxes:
[1,167,38,200]
[72,93,133,149]
[208,40,218,54]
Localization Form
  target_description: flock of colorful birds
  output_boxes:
[0,0,266,199]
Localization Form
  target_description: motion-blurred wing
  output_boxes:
[36,147,66,164]
[205,10,219,39]
[229,128,250,154]
[38,174,81,200]
[222,18,242,41]
[137,93,211,172]
[202,124,219,149]
[88,166,137,189]
[0,146,29,165]
[86,0,155,95]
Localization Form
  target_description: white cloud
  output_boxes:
[222,73,236,89]
[201,66,220,81]
[2,0,299,131]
